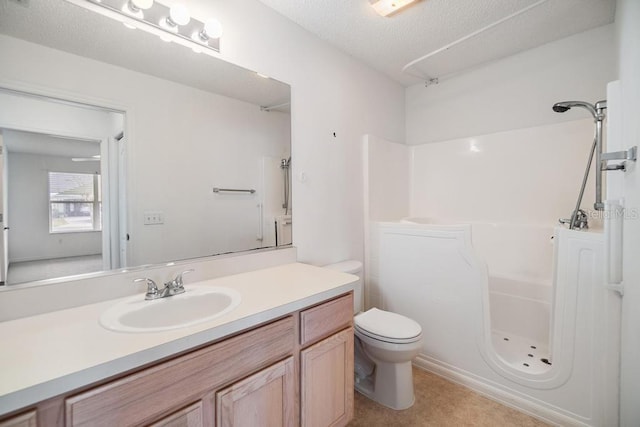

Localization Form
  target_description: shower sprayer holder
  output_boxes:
[600,146,637,172]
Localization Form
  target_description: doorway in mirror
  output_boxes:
[0,89,126,285]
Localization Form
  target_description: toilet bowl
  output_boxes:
[324,260,423,410]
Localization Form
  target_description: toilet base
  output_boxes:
[354,360,416,410]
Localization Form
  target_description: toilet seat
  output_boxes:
[355,308,422,344]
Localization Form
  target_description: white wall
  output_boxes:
[615,0,640,424]
[410,119,596,226]
[406,24,617,145]
[364,135,410,222]
[7,151,102,262]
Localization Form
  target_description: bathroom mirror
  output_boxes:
[0,0,292,286]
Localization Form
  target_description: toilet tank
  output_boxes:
[324,260,363,314]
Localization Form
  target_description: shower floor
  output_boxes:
[491,330,552,374]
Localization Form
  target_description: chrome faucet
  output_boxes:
[559,209,589,230]
[134,269,194,300]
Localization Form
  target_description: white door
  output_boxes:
[0,136,7,284]
[118,135,128,267]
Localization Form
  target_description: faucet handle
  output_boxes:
[174,269,194,287]
[134,278,159,300]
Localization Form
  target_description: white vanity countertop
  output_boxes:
[0,262,357,415]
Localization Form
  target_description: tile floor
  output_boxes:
[348,367,550,426]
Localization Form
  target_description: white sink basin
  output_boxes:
[100,286,242,333]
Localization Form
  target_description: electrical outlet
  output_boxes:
[144,211,164,225]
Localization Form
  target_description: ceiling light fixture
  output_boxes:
[370,0,417,17]
[81,0,221,53]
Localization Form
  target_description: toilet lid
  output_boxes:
[354,308,422,341]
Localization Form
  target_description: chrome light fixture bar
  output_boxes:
[77,0,221,53]
[370,0,417,17]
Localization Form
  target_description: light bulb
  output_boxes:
[121,3,143,19]
[169,4,190,26]
[159,17,178,33]
[131,0,153,9]
[203,18,222,39]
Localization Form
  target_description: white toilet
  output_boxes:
[325,260,423,410]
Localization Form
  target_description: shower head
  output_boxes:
[552,104,571,113]
[280,157,291,169]
[552,101,597,119]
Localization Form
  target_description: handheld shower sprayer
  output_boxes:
[281,157,291,214]
[552,101,598,119]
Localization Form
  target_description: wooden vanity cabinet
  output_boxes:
[0,292,354,427]
[65,317,294,427]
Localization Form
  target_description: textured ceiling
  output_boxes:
[257,0,616,86]
[0,0,290,109]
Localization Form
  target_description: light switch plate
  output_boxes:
[144,211,164,225]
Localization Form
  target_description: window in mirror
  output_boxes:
[49,172,102,233]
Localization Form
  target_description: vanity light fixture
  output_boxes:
[370,0,417,16]
[81,0,221,53]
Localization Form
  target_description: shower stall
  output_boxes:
[363,82,636,425]
[369,219,618,425]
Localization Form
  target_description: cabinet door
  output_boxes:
[0,411,37,427]
[301,328,354,427]
[216,357,295,427]
[147,402,203,427]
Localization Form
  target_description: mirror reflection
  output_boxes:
[0,0,292,286]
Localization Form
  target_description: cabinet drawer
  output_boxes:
[300,293,353,347]
[65,316,294,427]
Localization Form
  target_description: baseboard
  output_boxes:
[9,253,102,264]
[413,355,592,427]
